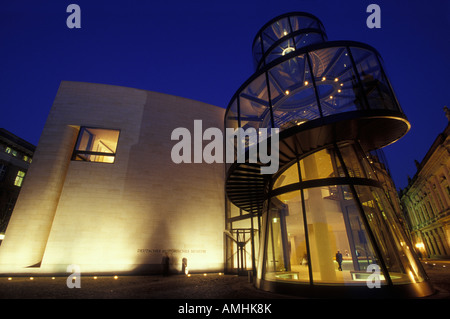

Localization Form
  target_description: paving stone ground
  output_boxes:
[0,261,448,300]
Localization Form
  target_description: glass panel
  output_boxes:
[264,191,309,283]
[262,18,290,51]
[229,218,258,273]
[73,127,120,163]
[294,33,323,50]
[269,54,320,130]
[225,99,239,131]
[273,162,299,189]
[304,185,385,285]
[350,48,397,111]
[338,143,367,178]
[289,16,320,30]
[309,47,363,115]
[265,205,285,276]
[265,38,296,65]
[355,186,427,284]
[252,37,263,69]
[239,73,271,133]
[299,148,339,181]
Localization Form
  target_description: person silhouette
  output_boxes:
[335,250,343,271]
[162,253,170,276]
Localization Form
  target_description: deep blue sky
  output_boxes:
[1,0,449,189]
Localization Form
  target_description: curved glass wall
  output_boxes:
[225,43,403,148]
[252,12,327,70]
[258,142,427,286]
[225,12,432,296]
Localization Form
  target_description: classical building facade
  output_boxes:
[0,129,35,238]
[400,111,450,259]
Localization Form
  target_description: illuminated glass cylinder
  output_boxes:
[225,12,433,297]
[259,142,427,287]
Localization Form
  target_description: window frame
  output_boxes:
[71,127,121,164]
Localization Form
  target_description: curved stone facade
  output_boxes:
[0,81,225,275]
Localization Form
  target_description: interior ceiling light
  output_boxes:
[282,46,295,56]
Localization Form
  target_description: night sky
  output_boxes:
[1,0,449,190]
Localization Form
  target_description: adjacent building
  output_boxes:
[400,110,450,259]
[0,129,35,240]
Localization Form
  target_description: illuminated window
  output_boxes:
[5,147,17,157]
[14,170,25,187]
[72,127,120,163]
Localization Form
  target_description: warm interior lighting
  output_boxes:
[408,271,417,283]
[304,81,309,86]
[334,77,338,82]
[282,46,295,56]
[322,77,326,81]
[415,242,425,250]
[285,90,290,95]
[73,127,120,163]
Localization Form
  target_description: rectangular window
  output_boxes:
[5,147,17,157]
[14,170,25,187]
[72,127,120,163]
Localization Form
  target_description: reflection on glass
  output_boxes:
[304,185,383,285]
[350,48,397,111]
[356,186,426,284]
[269,54,321,130]
[273,163,299,189]
[227,210,260,275]
[299,148,339,180]
[239,73,271,132]
[72,127,120,163]
[265,191,310,282]
[261,141,425,286]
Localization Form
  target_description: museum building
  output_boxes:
[0,12,434,297]
[400,110,450,259]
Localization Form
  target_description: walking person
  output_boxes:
[335,250,343,271]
